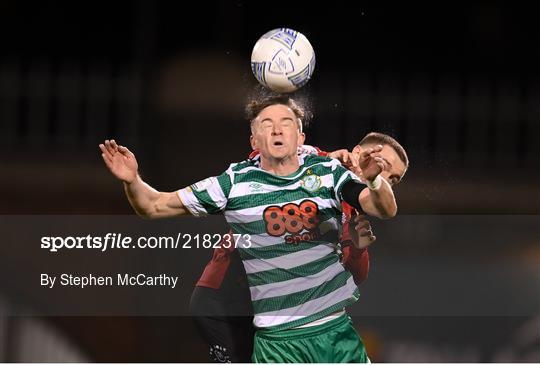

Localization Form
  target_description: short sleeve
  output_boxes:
[177,168,233,217]
[331,161,363,204]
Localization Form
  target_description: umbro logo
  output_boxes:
[249,182,263,192]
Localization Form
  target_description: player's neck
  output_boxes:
[260,155,300,176]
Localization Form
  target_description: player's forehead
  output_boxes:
[255,104,296,121]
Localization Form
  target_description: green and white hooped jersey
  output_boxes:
[177,154,363,330]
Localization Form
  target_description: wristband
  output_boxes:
[366,175,382,190]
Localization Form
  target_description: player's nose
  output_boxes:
[271,124,283,134]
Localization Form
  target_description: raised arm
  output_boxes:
[340,145,397,219]
[356,145,397,219]
[99,139,190,219]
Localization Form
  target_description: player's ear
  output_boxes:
[297,132,306,146]
[250,134,258,150]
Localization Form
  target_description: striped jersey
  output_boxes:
[178,154,363,330]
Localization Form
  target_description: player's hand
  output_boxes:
[99,139,138,183]
[349,214,376,249]
[328,149,359,170]
[358,144,387,182]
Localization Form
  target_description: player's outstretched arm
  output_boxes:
[99,139,191,219]
[356,145,398,219]
[122,175,191,219]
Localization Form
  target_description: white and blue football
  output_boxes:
[251,28,316,93]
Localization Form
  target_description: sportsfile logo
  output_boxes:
[262,200,320,244]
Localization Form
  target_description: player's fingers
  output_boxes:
[356,220,371,230]
[359,231,374,238]
[104,140,116,155]
[103,150,114,163]
[349,153,359,167]
[99,144,113,159]
[356,225,372,235]
[372,144,383,153]
[370,154,385,164]
[376,159,387,170]
[110,139,119,152]
[360,148,373,160]
[330,149,347,161]
[101,153,113,167]
[374,156,387,169]
[357,225,373,235]
[118,145,133,157]
[357,224,374,237]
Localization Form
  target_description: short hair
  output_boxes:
[359,132,409,168]
[245,87,311,132]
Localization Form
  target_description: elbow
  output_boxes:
[374,201,397,219]
[137,195,168,219]
[134,210,154,220]
[140,212,156,220]
[145,202,166,219]
[134,205,159,220]
[380,204,398,219]
[381,211,397,220]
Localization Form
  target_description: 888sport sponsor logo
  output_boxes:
[263,200,320,244]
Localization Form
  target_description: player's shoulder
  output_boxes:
[303,154,340,168]
[303,154,334,164]
[229,159,257,173]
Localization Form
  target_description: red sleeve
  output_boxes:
[340,202,370,285]
[248,149,259,159]
[196,230,236,289]
[315,147,328,156]
[340,202,354,244]
[342,246,370,286]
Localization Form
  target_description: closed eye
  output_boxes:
[280,118,295,127]
[260,119,273,128]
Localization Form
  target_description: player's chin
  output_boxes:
[269,147,290,158]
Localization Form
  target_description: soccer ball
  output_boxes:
[251,28,316,93]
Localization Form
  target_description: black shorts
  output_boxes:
[190,250,254,363]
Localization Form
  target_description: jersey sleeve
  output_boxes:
[176,167,233,217]
[300,144,328,157]
[339,202,355,244]
[339,201,370,285]
[331,160,363,205]
[316,147,328,157]
[342,245,370,286]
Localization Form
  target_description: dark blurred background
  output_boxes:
[0,0,539,362]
